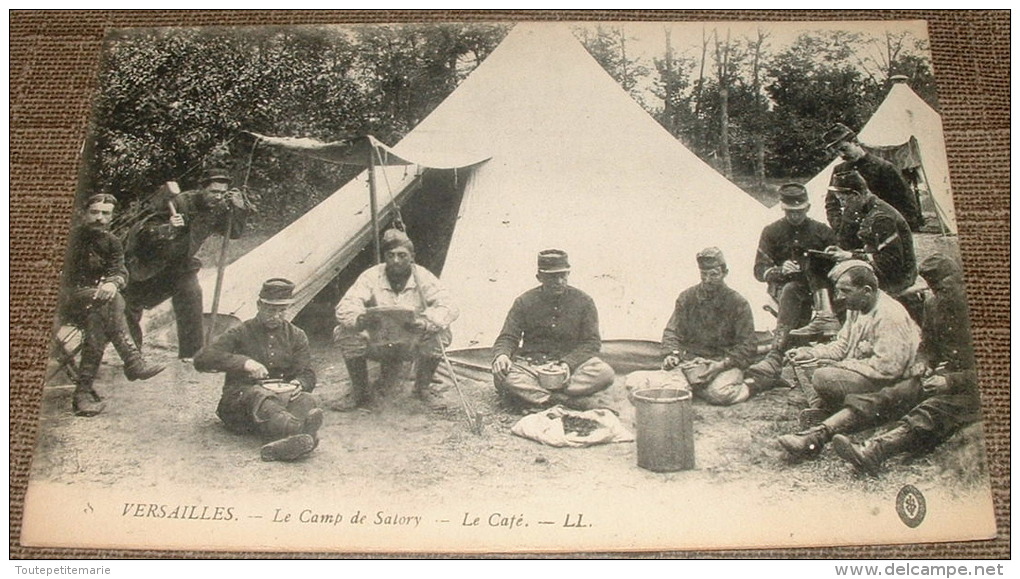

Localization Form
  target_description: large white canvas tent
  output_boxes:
[805,77,958,234]
[148,23,776,359]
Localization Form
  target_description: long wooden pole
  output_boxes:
[206,141,257,343]
[368,142,381,264]
[205,210,233,344]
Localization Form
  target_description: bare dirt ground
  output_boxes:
[26,232,993,550]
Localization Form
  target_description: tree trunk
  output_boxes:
[663,29,678,136]
[755,139,766,188]
[719,85,732,178]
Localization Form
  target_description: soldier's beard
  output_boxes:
[386,265,412,286]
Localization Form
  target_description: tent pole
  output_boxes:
[368,142,381,264]
[915,151,950,238]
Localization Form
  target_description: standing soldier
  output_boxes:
[123,167,249,361]
[822,123,924,232]
[60,194,165,417]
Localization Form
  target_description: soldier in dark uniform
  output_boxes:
[820,170,922,324]
[194,278,323,462]
[60,194,165,417]
[491,249,615,411]
[830,253,982,475]
[822,123,924,232]
[123,167,249,361]
[745,184,838,392]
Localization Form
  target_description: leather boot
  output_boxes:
[73,342,106,417]
[122,355,166,381]
[94,295,164,381]
[821,407,864,436]
[790,289,841,337]
[342,357,371,410]
[413,357,445,409]
[115,332,164,381]
[832,424,921,476]
[260,434,316,462]
[72,377,105,417]
[778,424,834,459]
[378,358,404,391]
[745,350,789,395]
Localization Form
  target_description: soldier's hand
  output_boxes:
[922,374,950,395]
[825,246,852,261]
[786,347,813,362]
[492,354,512,377]
[780,260,801,275]
[227,189,247,210]
[407,316,432,333]
[93,281,118,302]
[169,214,186,228]
[243,359,269,379]
[662,354,681,371]
[703,359,727,379]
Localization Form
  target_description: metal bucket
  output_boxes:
[629,387,695,472]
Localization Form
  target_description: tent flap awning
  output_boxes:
[247,131,490,170]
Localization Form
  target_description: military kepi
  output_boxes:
[537,249,570,273]
[696,246,726,271]
[201,166,232,185]
[779,183,810,210]
[829,170,869,194]
[919,253,961,285]
[259,278,296,305]
[823,122,856,149]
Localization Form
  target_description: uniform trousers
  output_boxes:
[806,366,898,412]
[496,356,614,406]
[124,268,204,358]
[217,386,320,440]
[626,365,749,406]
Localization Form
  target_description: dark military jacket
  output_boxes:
[754,217,837,286]
[492,285,602,372]
[661,284,757,369]
[194,318,316,399]
[920,278,976,394]
[62,224,128,293]
[855,194,918,296]
[828,152,924,231]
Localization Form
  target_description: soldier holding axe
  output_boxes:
[122,166,251,361]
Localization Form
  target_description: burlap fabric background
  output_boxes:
[9,10,1009,559]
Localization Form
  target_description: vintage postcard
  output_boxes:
[20,19,996,553]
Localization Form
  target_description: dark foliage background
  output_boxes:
[83,23,510,232]
[84,22,937,232]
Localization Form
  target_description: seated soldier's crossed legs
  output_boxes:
[501,357,614,407]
